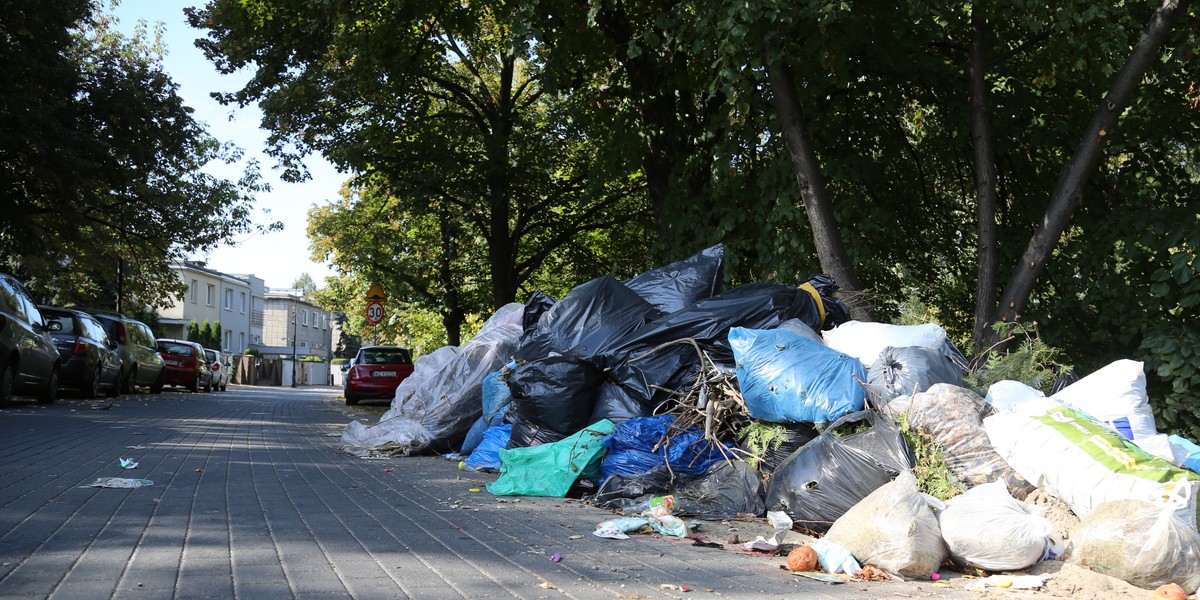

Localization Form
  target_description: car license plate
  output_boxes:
[166,359,181,366]
[373,371,397,377]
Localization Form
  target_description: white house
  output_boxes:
[158,262,264,354]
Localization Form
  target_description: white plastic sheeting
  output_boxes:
[822,321,948,368]
[340,303,524,455]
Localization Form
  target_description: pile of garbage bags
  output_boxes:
[341,244,1200,594]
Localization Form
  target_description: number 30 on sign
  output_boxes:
[366,300,385,324]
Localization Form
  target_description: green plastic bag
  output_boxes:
[487,420,616,496]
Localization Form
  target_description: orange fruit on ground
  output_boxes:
[786,546,819,572]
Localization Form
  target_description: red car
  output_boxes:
[155,339,212,393]
[343,346,413,405]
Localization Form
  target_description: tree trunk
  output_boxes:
[969,8,1001,349]
[985,0,1192,346]
[437,204,464,346]
[487,54,520,309]
[764,46,872,321]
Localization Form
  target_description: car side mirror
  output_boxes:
[46,321,62,332]
[340,363,350,371]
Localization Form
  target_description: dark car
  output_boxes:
[343,346,414,405]
[0,273,59,407]
[156,339,212,393]
[40,307,122,399]
[91,313,166,393]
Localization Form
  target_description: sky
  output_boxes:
[112,1,341,290]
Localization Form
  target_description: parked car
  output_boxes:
[0,273,59,406]
[156,339,212,393]
[204,349,230,391]
[90,313,166,394]
[40,307,122,399]
[343,346,414,405]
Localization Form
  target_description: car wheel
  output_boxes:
[203,377,212,393]
[36,369,58,404]
[149,370,164,394]
[344,390,359,406]
[0,361,14,408]
[121,367,136,394]
[82,366,101,400]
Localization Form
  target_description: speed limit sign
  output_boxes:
[366,300,385,324]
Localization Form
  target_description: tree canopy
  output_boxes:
[190,0,1200,436]
[1,1,268,310]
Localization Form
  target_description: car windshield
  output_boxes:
[44,313,77,334]
[358,349,411,365]
[157,341,195,357]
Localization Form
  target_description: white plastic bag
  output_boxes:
[824,471,948,578]
[984,380,1047,413]
[1049,359,1157,440]
[1072,489,1200,593]
[938,481,1053,571]
[822,321,948,368]
[984,403,1200,528]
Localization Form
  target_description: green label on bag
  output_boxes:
[1034,405,1200,485]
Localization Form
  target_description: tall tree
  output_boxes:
[1,2,268,308]
[189,0,649,315]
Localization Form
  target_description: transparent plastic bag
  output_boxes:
[1072,487,1200,593]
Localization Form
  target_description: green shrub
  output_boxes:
[963,321,1072,396]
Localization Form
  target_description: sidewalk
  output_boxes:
[0,386,981,599]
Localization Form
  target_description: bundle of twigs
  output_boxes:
[624,338,756,472]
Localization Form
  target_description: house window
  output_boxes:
[322,314,328,330]
[205,284,215,306]
[224,288,233,310]
[189,280,197,303]
[224,330,232,350]
[301,309,309,326]
[239,332,245,352]
[240,292,247,313]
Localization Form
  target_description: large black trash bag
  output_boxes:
[764,411,914,533]
[505,356,603,448]
[624,244,725,315]
[867,346,965,401]
[521,291,556,338]
[803,274,852,330]
[515,277,657,363]
[602,282,829,409]
[590,381,651,424]
[589,461,765,520]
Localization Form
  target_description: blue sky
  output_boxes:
[112,1,341,289]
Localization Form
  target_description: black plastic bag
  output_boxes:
[624,244,724,315]
[867,346,965,401]
[764,411,914,533]
[589,461,765,520]
[589,382,650,424]
[507,413,568,448]
[603,282,829,408]
[515,277,656,363]
[521,290,555,338]
[507,356,603,437]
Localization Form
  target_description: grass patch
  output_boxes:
[896,412,966,501]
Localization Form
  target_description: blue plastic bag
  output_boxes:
[600,414,730,482]
[464,424,512,472]
[459,365,515,455]
[730,327,866,424]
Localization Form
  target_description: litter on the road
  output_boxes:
[86,477,152,489]
[963,574,1049,591]
[118,458,138,469]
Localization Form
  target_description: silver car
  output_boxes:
[204,348,231,391]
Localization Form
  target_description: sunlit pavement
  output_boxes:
[0,386,979,599]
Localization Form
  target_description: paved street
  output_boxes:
[0,385,980,599]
